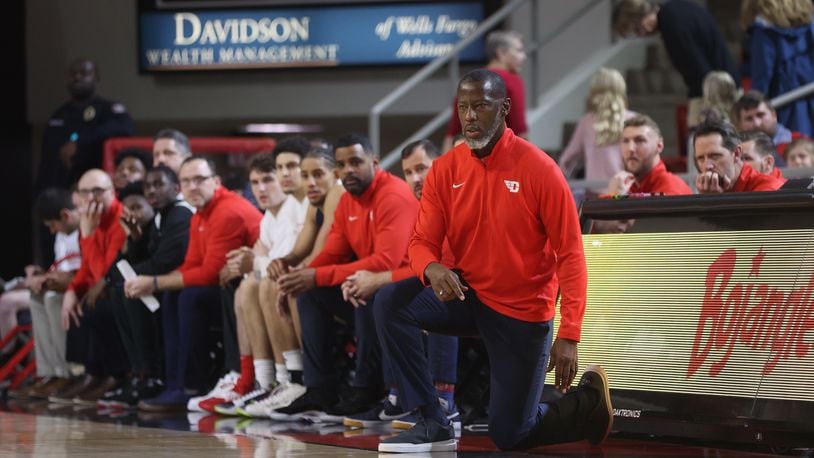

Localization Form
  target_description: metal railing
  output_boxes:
[771,80,814,109]
[369,0,525,168]
[370,0,602,170]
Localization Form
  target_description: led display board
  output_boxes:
[559,229,814,403]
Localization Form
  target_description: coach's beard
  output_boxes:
[465,119,502,150]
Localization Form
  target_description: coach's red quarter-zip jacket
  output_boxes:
[409,128,587,341]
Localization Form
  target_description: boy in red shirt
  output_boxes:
[378,70,612,453]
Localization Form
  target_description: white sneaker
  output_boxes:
[243,382,306,418]
[241,385,284,418]
[266,382,307,412]
[187,371,239,412]
[215,388,269,416]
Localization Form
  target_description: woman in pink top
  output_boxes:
[558,68,636,191]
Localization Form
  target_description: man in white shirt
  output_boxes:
[8,188,81,398]
[189,137,311,413]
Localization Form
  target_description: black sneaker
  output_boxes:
[378,417,457,453]
[109,377,164,410]
[96,384,126,408]
[271,388,336,422]
[343,393,410,428]
[578,365,612,445]
[320,386,381,423]
[392,395,462,431]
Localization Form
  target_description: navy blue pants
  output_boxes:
[297,286,382,389]
[375,284,591,450]
[373,277,458,387]
[162,286,221,391]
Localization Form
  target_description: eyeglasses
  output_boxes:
[180,175,213,187]
[77,187,111,197]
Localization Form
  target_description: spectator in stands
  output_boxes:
[687,71,741,159]
[734,90,804,162]
[152,129,192,174]
[442,30,527,152]
[273,133,419,423]
[124,157,261,412]
[700,71,739,124]
[742,0,814,137]
[612,0,739,127]
[378,70,611,453]
[36,59,135,191]
[4,189,81,398]
[341,139,461,431]
[608,115,692,195]
[113,148,152,194]
[193,144,308,414]
[54,169,128,405]
[785,137,814,168]
[103,166,193,409]
[739,130,786,182]
[558,67,635,189]
[694,119,785,193]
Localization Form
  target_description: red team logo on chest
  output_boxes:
[504,180,520,193]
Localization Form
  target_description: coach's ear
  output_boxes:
[501,97,512,119]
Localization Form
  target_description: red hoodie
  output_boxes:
[768,167,787,184]
[179,186,261,286]
[309,170,418,287]
[410,129,587,341]
[68,199,125,297]
[629,160,692,195]
[732,163,785,192]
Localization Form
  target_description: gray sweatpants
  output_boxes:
[29,292,70,378]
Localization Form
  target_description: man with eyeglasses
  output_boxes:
[53,169,128,405]
[125,157,262,412]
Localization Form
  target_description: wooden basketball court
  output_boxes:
[0,398,797,457]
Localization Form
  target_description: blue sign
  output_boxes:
[139,3,485,71]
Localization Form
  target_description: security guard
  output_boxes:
[36,58,135,190]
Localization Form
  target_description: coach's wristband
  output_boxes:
[152,276,159,292]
